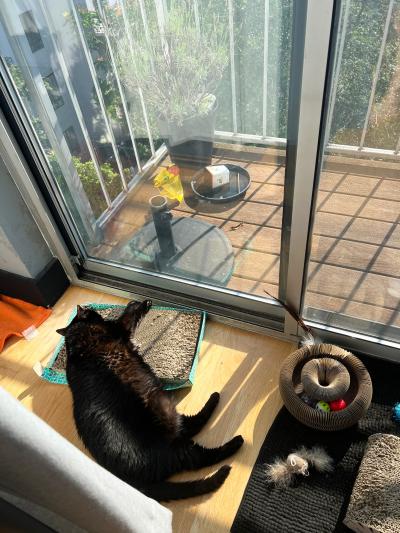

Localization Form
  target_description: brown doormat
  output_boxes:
[35,303,206,390]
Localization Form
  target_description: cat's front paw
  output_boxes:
[139,299,152,316]
[143,299,152,311]
[135,299,152,315]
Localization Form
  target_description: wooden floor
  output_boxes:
[0,285,295,532]
[92,148,400,332]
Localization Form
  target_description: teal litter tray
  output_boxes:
[36,303,206,391]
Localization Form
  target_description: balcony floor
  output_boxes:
[94,147,400,333]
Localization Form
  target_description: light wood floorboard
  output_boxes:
[0,286,295,532]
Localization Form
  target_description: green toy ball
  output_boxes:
[316,401,331,413]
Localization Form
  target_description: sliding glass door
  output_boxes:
[0,0,299,328]
[303,0,400,345]
[2,0,399,356]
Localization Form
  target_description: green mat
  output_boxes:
[36,303,206,390]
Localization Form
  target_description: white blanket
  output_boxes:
[0,386,172,533]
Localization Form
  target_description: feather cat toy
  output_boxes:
[265,446,333,488]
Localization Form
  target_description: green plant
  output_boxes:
[330,1,400,148]
[5,58,29,98]
[72,156,122,212]
[114,1,228,126]
[47,150,122,218]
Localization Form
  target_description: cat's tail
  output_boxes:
[141,465,231,501]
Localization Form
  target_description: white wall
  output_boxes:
[0,157,52,279]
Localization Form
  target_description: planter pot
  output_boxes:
[158,99,217,169]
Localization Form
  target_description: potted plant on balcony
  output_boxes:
[116,2,228,168]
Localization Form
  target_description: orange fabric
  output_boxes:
[0,295,52,352]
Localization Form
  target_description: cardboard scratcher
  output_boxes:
[35,303,206,390]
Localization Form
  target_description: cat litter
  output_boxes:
[35,303,206,390]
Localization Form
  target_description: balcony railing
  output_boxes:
[1,0,398,230]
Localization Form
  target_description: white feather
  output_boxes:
[294,445,334,473]
[299,332,316,347]
[265,459,293,488]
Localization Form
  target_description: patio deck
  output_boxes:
[94,147,400,332]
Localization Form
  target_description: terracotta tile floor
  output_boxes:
[93,150,400,333]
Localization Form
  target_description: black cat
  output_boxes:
[57,300,243,501]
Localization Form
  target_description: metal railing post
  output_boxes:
[359,0,395,151]
[127,0,156,155]
[69,0,128,192]
[193,0,200,33]
[325,0,350,143]
[39,0,112,208]
[96,0,142,174]
[262,0,270,138]
[395,134,400,155]
[227,0,238,134]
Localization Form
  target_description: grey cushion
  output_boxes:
[344,433,400,533]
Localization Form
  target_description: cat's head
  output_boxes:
[56,305,103,337]
[56,299,152,338]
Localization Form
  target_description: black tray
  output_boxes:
[191,164,250,203]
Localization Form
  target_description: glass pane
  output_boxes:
[0,0,293,307]
[19,10,44,53]
[304,0,400,342]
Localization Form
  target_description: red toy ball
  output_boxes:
[329,399,347,411]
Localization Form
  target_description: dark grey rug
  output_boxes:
[231,356,400,533]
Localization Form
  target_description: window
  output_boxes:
[42,72,64,110]
[19,10,44,53]
[303,0,400,344]
[3,0,399,359]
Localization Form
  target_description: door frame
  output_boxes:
[1,0,400,359]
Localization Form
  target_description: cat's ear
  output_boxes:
[76,305,87,318]
[56,327,68,336]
